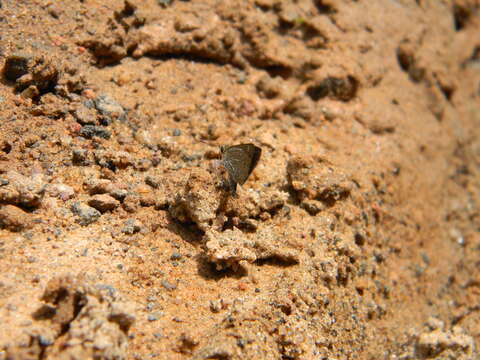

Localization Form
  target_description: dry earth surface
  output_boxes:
[0,0,479,359]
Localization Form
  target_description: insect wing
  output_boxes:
[222,144,261,185]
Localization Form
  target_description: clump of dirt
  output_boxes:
[0,0,479,359]
[4,275,135,360]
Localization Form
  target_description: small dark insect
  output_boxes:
[220,143,261,195]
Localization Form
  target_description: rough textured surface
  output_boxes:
[4,275,135,360]
[0,0,479,359]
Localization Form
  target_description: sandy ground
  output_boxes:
[0,0,479,359]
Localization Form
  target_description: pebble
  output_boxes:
[209,299,222,313]
[74,105,97,125]
[145,176,161,189]
[94,94,126,122]
[147,314,159,322]
[88,194,119,213]
[71,201,101,226]
[80,125,111,139]
[121,218,143,234]
[47,183,75,200]
[170,252,182,261]
[72,149,89,165]
[110,188,128,201]
[161,280,177,291]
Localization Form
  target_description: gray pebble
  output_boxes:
[71,201,101,226]
[161,280,177,291]
[94,94,126,122]
[122,218,143,234]
[38,335,54,347]
[209,300,222,313]
[147,313,160,322]
[157,0,172,7]
[96,284,117,297]
[170,252,182,260]
[80,125,111,139]
[110,188,128,201]
[172,128,181,136]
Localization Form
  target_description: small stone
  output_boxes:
[72,149,89,165]
[145,175,161,189]
[80,125,111,139]
[170,252,182,261]
[172,128,181,136]
[161,280,177,291]
[177,333,199,354]
[148,314,159,321]
[110,188,128,201]
[47,183,75,200]
[94,94,126,122]
[135,159,152,171]
[157,0,172,7]
[209,299,222,313]
[84,178,111,195]
[74,105,97,125]
[88,194,119,213]
[71,201,101,225]
[426,317,444,331]
[0,205,32,231]
[121,218,142,234]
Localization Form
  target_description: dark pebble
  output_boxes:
[145,176,160,189]
[72,149,89,164]
[172,128,181,136]
[80,125,111,139]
